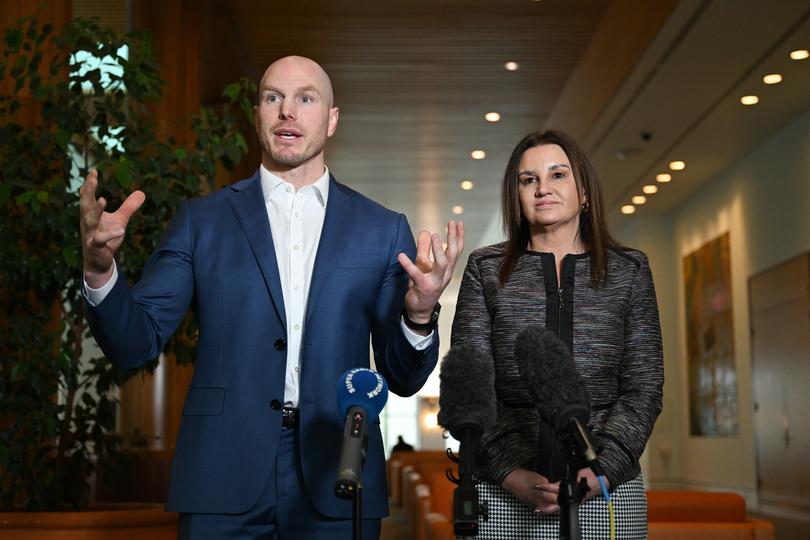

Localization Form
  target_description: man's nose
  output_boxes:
[279,102,296,120]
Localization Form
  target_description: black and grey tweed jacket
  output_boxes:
[451,243,664,490]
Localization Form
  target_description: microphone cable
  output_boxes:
[596,474,615,540]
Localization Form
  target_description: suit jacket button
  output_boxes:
[274,339,286,351]
[270,399,281,410]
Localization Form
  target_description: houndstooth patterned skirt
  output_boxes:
[475,475,647,539]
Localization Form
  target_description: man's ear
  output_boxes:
[327,107,340,137]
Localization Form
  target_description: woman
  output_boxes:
[451,130,663,538]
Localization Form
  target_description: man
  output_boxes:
[80,56,463,539]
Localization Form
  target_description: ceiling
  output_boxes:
[85,0,810,288]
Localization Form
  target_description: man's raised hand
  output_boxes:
[79,169,145,288]
[397,220,465,325]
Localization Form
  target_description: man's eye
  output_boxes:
[266,95,280,103]
[301,95,313,103]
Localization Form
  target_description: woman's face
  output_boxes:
[517,143,584,234]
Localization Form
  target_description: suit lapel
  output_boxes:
[226,173,287,331]
[306,176,356,324]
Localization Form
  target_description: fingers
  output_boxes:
[79,169,99,213]
[116,190,146,222]
[414,230,433,273]
[397,252,424,282]
[445,220,464,259]
[91,226,126,247]
[534,503,561,515]
[429,231,447,269]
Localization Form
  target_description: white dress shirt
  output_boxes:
[86,165,433,408]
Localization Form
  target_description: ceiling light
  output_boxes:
[789,49,809,60]
[656,173,672,183]
[422,412,438,429]
[460,180,474,190]
[643,185,658,194]
[504,61,519,71]
[740,95,759,105]
[452,205,464,215]
[621,205,636,215]
[471,150,486,160]
[632,195,647,205]
[762,73,782,85]
[669,161,686,171]
[484,112,501,122]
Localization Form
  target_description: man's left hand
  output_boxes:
[397,220,464,330]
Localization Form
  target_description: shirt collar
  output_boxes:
[259,164,330,208]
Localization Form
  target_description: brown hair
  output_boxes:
[498,130,622,287]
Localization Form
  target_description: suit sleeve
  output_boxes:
[371,213,439,397]
[85,200,195,369]
[595,254,664,489]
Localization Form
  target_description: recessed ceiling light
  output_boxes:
[762,73,782,85]
[669,161,686,171]
[740,95,759,105]
[460,180,474,190]
[621,205,636,215]
[789,49,809,60]
[643,185,658,194]
[632,195,647,205]
[656,173,672,183]
[484,112,501,122]
[452,205,464,215]
[504,61,519,71]
[471,150,486,160]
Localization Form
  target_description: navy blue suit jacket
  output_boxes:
[87,171,439,517]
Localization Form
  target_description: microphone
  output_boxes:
[334,368,389,499]
[438,345,496,536]
[514,326,604,476]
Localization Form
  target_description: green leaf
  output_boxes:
[0,183,11,205]
[55,129,70,149]
[4,27,23,50]
[11,362,26,382]
[36,191,49,203]
[16,191,34,204]
[175,147,186,161]
[115,157,133,188]
[62,247,80,269]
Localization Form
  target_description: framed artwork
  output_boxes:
[683,232,738,437]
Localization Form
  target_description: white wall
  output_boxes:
[616,106,810,502]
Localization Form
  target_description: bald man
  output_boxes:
[81,56,463,539]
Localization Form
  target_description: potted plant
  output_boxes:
[0,15,254,534]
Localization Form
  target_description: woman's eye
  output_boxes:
[266,94,280,104]
[552,171,567,180]
[519,177,537,186]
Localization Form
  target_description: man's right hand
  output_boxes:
[79,169,145,288]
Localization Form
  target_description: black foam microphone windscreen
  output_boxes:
[438,345,497,537]
[515,326,603,475]
[438,345,497,438]
[514,326,590,425]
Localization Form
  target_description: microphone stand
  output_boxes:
[352,484,362,540]
[557,451,588,540]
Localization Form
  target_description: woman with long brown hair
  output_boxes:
[451,130,663,538]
